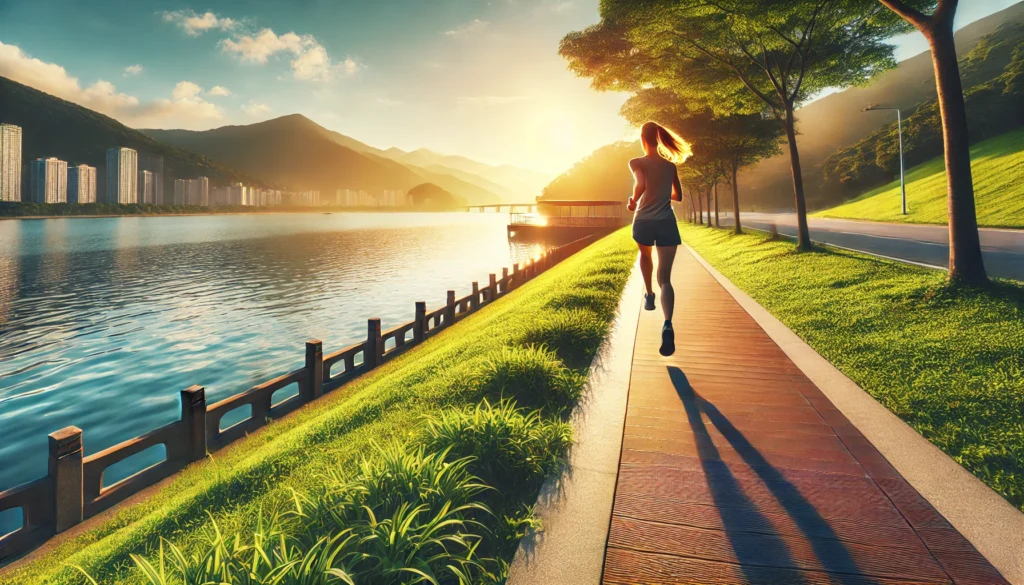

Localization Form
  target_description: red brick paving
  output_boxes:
[601,251,1008,585]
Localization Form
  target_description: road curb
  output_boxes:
[507,263,643,585]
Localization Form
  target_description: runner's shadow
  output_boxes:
[668,366,871,585]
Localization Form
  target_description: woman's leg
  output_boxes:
[637,244,654,296]
[656,245,677,321]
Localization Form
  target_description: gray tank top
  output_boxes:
[632,157,676,221]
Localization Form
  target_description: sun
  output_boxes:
[549,119,575,151]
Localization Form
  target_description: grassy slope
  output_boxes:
[814,128,1024,228]
[0,229,636,585]
[679,223,1024,510]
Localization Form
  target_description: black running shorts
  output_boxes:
[632,218,681,247]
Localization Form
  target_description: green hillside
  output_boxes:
[0,76,260,193]
[144,116,501,205]
[814,128,1024,228]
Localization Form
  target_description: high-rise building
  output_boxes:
[140,170,155,204]
[106,147,138,204]
[67,165,97,204]
[0,124,22,202]
[174,177,209,206]
[29,157,68,203]
[139,153,164,204]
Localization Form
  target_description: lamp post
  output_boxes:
[864,105,907,215]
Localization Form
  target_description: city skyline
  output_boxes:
[0,1,1016,175]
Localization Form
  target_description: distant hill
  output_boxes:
[740,1,1024,210]
[408,182,464,210]
[0,76,259,196]
[539,141,638,203]
[380,147,551,201]
[143,115,503,205]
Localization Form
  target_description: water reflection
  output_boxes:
[0,212,551,496]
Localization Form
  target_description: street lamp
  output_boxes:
[864,105,907,215]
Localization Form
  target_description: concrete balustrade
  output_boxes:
[0,235,597,563]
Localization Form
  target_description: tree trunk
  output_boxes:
[783,107,812,250]
[714,181,720,227]
[731,159,742,235]
[697,189,704,225]
[926,24,988,284]
[706,187,713,227]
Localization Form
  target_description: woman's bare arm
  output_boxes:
[628,159,645,210]
[671,167,683,202]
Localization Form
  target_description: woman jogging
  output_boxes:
[626,121,687,357]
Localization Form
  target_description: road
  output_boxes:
[708,212,1024,281]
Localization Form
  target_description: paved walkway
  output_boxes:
[602,250,1009,585]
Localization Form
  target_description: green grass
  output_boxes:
[679,223,1024,511]
[0,228,637,585]
[814,128,1024,228]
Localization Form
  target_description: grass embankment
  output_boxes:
[679,224,1024,511]
[814,128,1024,228]
[0,229,636,585]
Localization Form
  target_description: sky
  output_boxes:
[0,0,1019,176]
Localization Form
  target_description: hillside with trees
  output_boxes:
[822,22,1024,199]
[407,182,465,210]
[539,141,638,203]
[0,76,259,195]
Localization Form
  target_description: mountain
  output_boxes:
[539,141,638,203]
[739,1,1024,210]
[143,115,503,205]
[0,75,259,195]
[380,147,552,201]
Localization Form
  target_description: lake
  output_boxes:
[0,212,551,508]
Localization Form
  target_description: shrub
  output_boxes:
[422,400,572,494]
[476,347,584,412]
[520,308,608,368]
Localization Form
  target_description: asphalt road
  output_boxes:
[708,212,1024,281]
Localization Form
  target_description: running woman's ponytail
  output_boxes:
[640,121,690,164]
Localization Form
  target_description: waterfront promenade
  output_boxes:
[512,245,1018,584]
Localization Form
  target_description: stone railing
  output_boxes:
[0,234,598,564]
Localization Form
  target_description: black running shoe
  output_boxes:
[644,293,656,311]
[660,323,675,356]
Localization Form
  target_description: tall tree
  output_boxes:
[876,0,987,284]
[561,0,912,250]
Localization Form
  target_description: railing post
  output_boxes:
[501,267,509,293]
[365,318,382,369]
[512,263,519,290]
[471,282,480,310]
[445,290,456,325]
[414,301,426,343]
[180,386,207,463]
[304,340,323,400]
[488,274,497,302]
[48,427,83,533]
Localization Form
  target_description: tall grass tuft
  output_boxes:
[519,308,608,368]
[476,347,584,413]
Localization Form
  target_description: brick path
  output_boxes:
[602,250,1008,585]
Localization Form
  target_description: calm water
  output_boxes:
[0,212,550,503]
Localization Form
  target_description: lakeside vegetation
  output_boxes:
[815,128,1024,228]
[0,229,635,585]
[678,223,1024,511]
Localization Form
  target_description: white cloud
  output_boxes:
[123,64,144,77]
[162,10,236,36]
[376,97,403,106]
[208,85,232,97]
[444,19,489,36]
[242,101,272,117]
[220,28,358,81]
[172,80,202,100]
[457,95,533,106]
[220,29,305,63]
[0,41,222,129]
